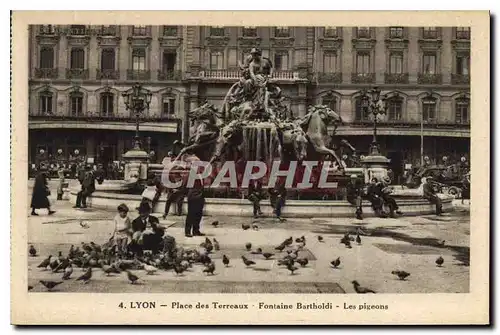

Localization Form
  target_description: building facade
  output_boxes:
[29,25,470,180]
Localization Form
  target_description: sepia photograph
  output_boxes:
[11,10,489,325]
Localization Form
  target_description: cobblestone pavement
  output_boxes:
[26,184,470,294]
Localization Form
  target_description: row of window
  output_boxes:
[39,25,471,40]
[37,91,176,117]
[321,95,470,124]
[324,51,470,76]
[36,90,470,125]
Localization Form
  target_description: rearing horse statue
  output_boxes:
[295,105,344,171]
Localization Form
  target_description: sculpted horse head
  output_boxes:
[210,120,244,164]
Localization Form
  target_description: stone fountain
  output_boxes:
[69,49,454,217]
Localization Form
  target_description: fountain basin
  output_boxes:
[68,187,454,218]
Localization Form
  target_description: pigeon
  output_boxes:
[296,258,308,267]
[391,270,411,281]
[174,263,186,276]
[251,248,263,255]
[345,240,352,249]
[90,242,102,253]
[352,280,376,293]
[274,243,286,252]
[211,221,219,227]
[39,280,63,291]
[28,285,33,291]
[435,256,444,267]
[262,252,274,260]
[143,264,158,275]
[213,239,220,251]
[317,236,324,242]
[356,234,362,245]
[199,253,212,265]
[126,270,140,284]
[295,236,306,244]
[241,256,256,267]
[252,224,259,230]
[286,263,298,275]
[203,262,216,275]
[80,221,90,229]
[283,237,293,246]
[222,255,230,267]
[101,265,118,276]
[29,245,37,257]
[76,267,92,283]
[68,244,76,258]
[37,255,52,269]
[278,258,294,267]
[205,243,214,254]
[331,257,341,268]
[245,242,252,251]
[62,264,73,280]
[242,224,251,231]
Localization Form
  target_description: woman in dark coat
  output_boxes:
[31,171,55,216]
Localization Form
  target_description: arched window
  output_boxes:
[422,97,437,122]
[69,91,83,116]
[386,96,403,121]
[354,96,370,121]
[70,48,85,69]
[455,98,470,124]
[39,90,53,115]
[100,92,114,117]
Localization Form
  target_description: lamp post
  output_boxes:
[361,86,387,156]
[122,82,152,151]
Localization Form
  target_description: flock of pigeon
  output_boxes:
[28,220,447,294]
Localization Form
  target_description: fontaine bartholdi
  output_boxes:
[71,48,455,218]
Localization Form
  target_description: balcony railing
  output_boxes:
[199,70,300,81]
[97,69,120,80]
[316,72,342,83]
[69,26,90,36]
[97,26,118,36]
[418,73,442,84]
[38,25,57,35]
[157,70,182,81]
[451,74,470,85]
[127,70,151,80]
[384,73,409,84]
[349,119,470,129]
[29,112,178,122]
[34,68,58,79]
[351,72,375,84]
[66,68,89,80]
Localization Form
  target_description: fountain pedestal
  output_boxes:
[122,148,149,183]
[361,143,391,183]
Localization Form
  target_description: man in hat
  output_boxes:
[380,176,403,218]
[346,174,364,220]
[131,202,164,255]
[184,175,206,237]
[366,177,386,217]
[74,165,97,209]
[422,177,443,215]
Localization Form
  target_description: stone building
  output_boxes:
[28,25,470,181]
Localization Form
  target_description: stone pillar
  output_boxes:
[441,27,453,85]
[150,26,160,80]
[408,27,420,84]
[375,28,386,84]
[58,32,68,80]
[342,28,353,83]
[119,26,129,81]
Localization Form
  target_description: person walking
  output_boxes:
[56,164,66,201]
[30,170,55,216]
[184,176,206,237]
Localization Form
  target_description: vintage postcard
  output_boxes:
[11,11,490,325]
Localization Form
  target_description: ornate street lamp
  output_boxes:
[361,86,388,156]
[122,82,152,151]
